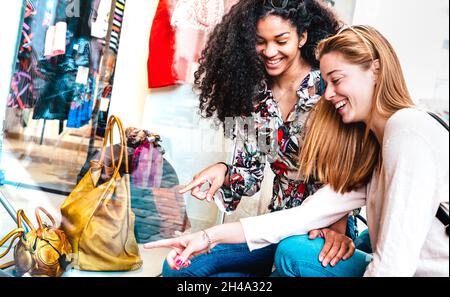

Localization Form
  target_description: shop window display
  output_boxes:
[3,0,124,193]
[0,0,202,276]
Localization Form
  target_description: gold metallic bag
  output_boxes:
[0,207,72,277]
[60,115,142,271]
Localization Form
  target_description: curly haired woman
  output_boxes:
[145,0,365,277]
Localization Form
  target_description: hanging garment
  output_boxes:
[32,62,77,121]
[66,76,94,128]
[170,0,224,31]
[32,0,97,121]
[147,0,177,88]
[109,0,126,53]
[131,139,165,189]
[95,84,113,137]
[44,21,67,58]
[148,0,238,88]
[171,0,224,84]
[8,60,34,109]
[7,1,36,109]
[33,34,92,121]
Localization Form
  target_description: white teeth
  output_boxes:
[335,100,347,110]
[267,59,281,65]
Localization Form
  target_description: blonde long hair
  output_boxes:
[299,25,415,193]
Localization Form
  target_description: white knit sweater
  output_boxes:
[241,108,449,277]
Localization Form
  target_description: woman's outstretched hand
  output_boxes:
[144,231,217,270]
[308,228,356,267]
[178,163,228,202]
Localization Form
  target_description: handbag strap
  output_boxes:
[437,207,450,236]
[0,228,25,269]
[1,209,31,269]
[427,112,449,235]
[17,209,35,231]
[98,116,119,169]
[109,116,129,175]
[97,115,129,177]
[35,207,56,231]
[108,116,129,175]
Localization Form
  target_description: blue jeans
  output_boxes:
[354,229,373,254]
[162,243,278,277]
[274,232,373,277]
[162,216,359,277]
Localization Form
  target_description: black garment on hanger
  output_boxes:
[32,0,94,121]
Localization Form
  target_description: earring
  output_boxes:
[299,43,304,48]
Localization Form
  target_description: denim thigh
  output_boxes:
[162,243,278,277]
[354,229,373,254]
[274,235,372,277]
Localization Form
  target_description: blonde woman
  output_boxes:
[145,25,449,277]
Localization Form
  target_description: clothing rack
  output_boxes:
[39,119,64,145]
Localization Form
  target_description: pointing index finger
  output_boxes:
[144,238,177,249]
[178,177,207,194]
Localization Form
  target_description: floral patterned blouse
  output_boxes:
[221,70,325,213]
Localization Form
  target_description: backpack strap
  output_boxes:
[428,112,449,131]
[436,206,450,236]
[427,112,449,235]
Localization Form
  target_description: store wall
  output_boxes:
[333,0,356,24]
[352,0,449,112]
[107,0,155,129]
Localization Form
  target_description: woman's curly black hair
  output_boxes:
[194,0,341,124]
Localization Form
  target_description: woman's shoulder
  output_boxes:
[384,108,448,150]
[387,108,444,131]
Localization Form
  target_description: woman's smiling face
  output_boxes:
[256,15,306,78]
[320,51,378,124]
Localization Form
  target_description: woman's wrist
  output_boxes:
[205,222,247,246]
[329,215,349,235]
[205,226,220,246]
[201,229,213,253]
[217,162,229,176]
[217,162,231,187]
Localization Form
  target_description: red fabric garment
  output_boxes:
[148,0,178,88]
[148,0,240,89]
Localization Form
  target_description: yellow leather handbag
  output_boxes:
[0,207,72,277]
[60,115,142,271]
